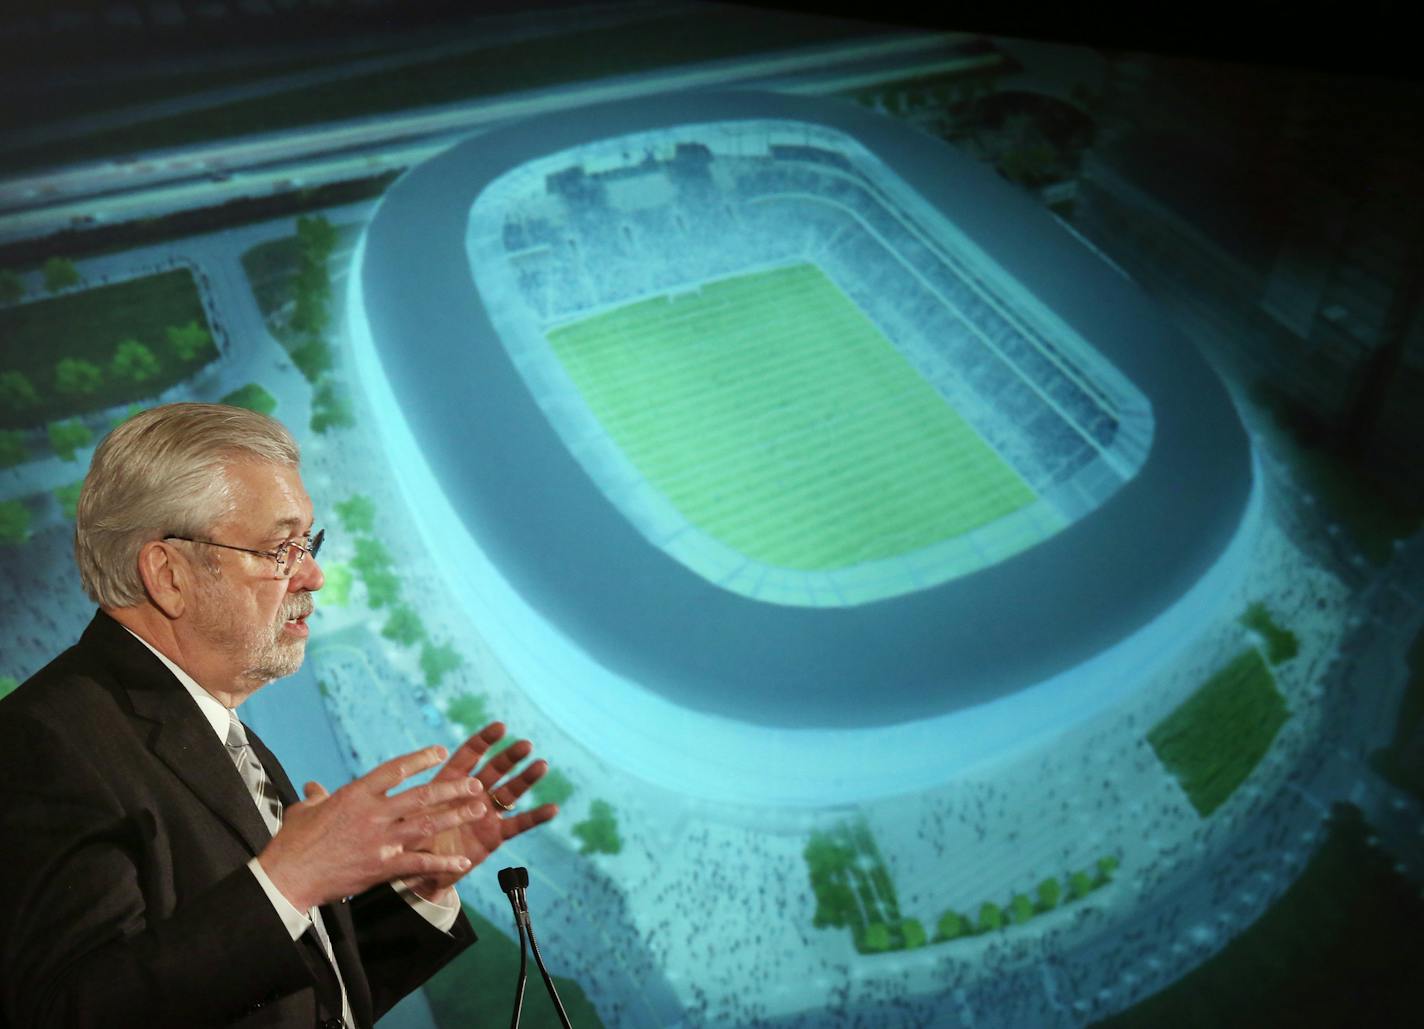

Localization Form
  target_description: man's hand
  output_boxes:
[404,723,559,900]
[258,744,487,911]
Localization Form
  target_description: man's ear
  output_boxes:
[137,541,188,619]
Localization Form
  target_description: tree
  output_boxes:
[804,831,854,876]
[54,480,83,520]
[1096,855,1120,885]
[166,320,212,362]
[296,214,338,260]
[419,640,462,687]
[48,419,92,462]
[812,880,856,930]
[531,768,575,808]
[446,693,490,735]
[311,379,354,434]
[900,918,927,949]
[111,339,160,385]
[291,338,333,384]
[977,901,1004,933]
[42,257,80,292]
[1036,876,1062,912]
[381,603,426,648]
[0,430,25,469]
[1068,870,1095,901]
[352,537,393,573]
[0,269,23,304]
[290,254,330,337]
[0,500,30,544]
[0,371,38,413]
[0,676,17,700]
[111,404,146,430]
[571,799,622,856]
[859,921,892,953]
[220,383,277,415]
[936,910,966,941]
[54,358,103,397]
[1240,601,1299,665]
[334,494,377,534]
[363,566,401,609]
[1011,892,1035,925]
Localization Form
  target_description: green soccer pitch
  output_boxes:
[546,262,1037,571]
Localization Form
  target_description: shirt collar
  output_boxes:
[120,625,233,742]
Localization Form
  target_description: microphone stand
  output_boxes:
[499,866,573,1029]
[498,868,528,1029]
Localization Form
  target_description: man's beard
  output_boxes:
[194,582,314,684]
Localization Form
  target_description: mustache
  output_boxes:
[281,595,315,621]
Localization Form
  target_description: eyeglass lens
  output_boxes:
[278,529,324,577]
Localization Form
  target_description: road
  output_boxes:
[0,31,997,244]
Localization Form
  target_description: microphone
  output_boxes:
[498,867,529,1029]
[498,866,572,1029]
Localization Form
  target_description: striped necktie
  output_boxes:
[225,711,283,836]
[224,710,353,1029]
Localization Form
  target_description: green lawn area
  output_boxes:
[422,904,603,1029]
[0,270,215,429]
[548,263,1035,571]
[1148,648,1290,817]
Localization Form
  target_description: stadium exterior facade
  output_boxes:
[350,91,1258,802]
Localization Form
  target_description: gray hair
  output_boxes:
[75,403,301,608]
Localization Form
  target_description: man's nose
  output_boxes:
[290,553,324,592]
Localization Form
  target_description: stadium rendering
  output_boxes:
[350,91,1258,803]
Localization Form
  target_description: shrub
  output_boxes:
[380,603,426,648]
[419,640,462,687]
[532,768,575,808]
[1096,855,1119,885]
[54,358,102,397]
[0,500,31,544]
[334,494,377,534]
[42,257,80,292]
[0,430,25,469]
[1011,892,1035,925]
[220,382,277,415]
[0,371,38,413]
[1037,876,1061,911]
[977,902,1004,933]
[860,921,892,953]
[110,339,160,385]
[936,909,966,941]
[166,320,212,361]
[900,918,927,949]
[572,799,622,855]
[47,419,91,462]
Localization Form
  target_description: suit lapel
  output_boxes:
[87,612,274,857]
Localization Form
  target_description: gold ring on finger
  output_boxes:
[491,792,516,813]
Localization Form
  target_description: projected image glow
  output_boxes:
[2,6,1421,1028]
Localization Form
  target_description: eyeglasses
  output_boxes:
[165,529,325,579]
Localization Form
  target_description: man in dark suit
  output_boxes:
[0,404,558,1027]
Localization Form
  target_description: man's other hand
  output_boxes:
[257,744,486,911]
[404,723,559,900]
